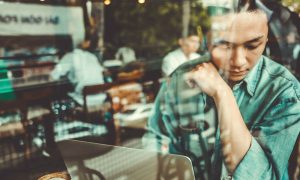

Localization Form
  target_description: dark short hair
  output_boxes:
[205,0,264,48]
[179,28,199,39]
[235,0,258,12]
[207,0,259,17]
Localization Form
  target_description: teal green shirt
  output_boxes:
[147,56,300,179]
[221,56,300,179]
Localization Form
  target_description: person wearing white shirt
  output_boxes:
[115,47,136,65]
[51,41,106,107]
[162,34,201,76]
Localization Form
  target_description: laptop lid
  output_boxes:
[57,140,195,180]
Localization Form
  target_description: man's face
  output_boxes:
[180,35,200,55]
[210,11,268,83]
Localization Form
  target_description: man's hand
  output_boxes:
[184,62,228,98]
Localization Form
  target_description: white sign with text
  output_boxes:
[0,2,85,46]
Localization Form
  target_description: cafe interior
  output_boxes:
[0,0,299,179]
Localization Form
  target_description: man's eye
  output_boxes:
[245,43,261,50]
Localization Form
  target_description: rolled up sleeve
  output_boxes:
[233,137,276,179]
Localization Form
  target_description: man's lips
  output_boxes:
[228,70,248,76]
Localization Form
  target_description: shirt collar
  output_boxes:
[240,56,264,96]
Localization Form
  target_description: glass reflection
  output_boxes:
[0,1,299,180]
[146,0,300,179]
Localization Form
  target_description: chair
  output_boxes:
[0,118,27,168]
[79,81,136,122]
[82,83,115,117]
[0,107,50,168]
[76,82,116,123]
[0,87,54,166]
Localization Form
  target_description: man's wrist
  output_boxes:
[213,82,231,103]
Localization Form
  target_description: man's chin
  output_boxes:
[228,75,245,84]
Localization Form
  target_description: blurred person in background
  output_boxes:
[115,46,136,65]
[162,31,201,76]
[51,39,107,107]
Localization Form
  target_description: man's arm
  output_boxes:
[185,62,300,179]
[185,62,252,173]
[50,53,73,80]
[213,84,252,173]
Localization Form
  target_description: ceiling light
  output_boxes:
[104,0,111,5]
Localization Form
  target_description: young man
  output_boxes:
[162,33,201,76]
[147,2,300,179]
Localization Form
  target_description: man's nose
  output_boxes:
[230,46,247,68]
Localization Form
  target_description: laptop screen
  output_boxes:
[57,140,195,180]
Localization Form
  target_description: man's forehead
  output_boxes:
[210,11,268,43]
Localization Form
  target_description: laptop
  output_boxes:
[57,140,195,180]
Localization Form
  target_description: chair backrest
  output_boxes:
[81,81,137,118]
[82,82,117,97]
